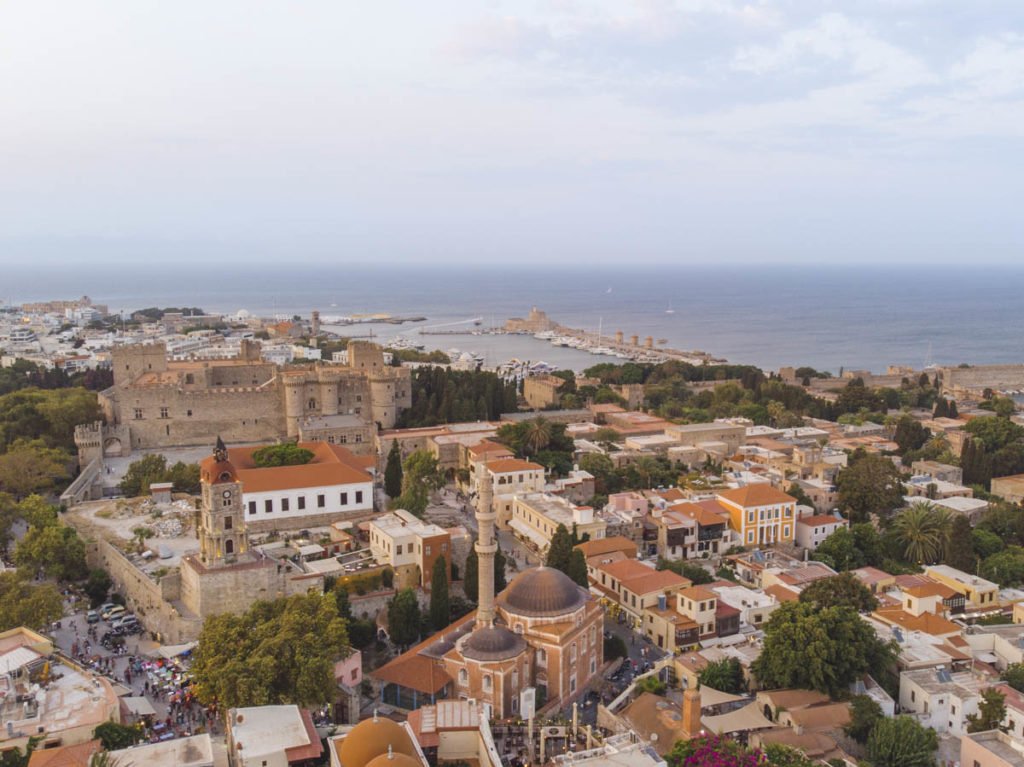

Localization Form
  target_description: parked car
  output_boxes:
[112,614,136,628]
[98,602,116,616]
[104,606,125,621]
[86,610,100,624]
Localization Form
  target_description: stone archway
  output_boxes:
[103,437,123,457]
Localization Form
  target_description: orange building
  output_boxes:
[715,485,797,547]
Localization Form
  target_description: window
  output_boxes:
[340,435,348,444]
[425,545,432,556]
[248,501,256,515]
[265,499,273,513]
[224,516,233,530]
[459,669,468,686]
[483,675,492,692]
[282,498,290,512]
[327,436,335,444]
[355,434,363,443]
[356,491,364,504]
[570,675,577,694]
[911,691,916,703]
[225,539,234,554]
[747,531,755,543]
[134,408,143,420]
[308,398,316,410]
[356,394,362,402]
[298,496,306,510]
[783,526,790,537]
[570,643,577,662]
[187,409,192,417]
[397,545,403,556]
[590,658,596,674]
[317,494,325,508]
[341,492,348,505]
[160,406,169,419]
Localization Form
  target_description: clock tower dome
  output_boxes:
[197,436,249,567]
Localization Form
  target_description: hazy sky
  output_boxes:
[2,1,1022,266]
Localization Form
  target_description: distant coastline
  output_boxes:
[5,264,1024,375]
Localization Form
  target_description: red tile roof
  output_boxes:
[717,485,796,508]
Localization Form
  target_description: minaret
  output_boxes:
[475,469,497,627]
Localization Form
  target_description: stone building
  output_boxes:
[178,439,322,621]
[90,339,410,455]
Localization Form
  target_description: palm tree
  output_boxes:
[523,417,552,457]
[634,456,661,489]
[892,501,952,564]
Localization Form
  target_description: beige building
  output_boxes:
[591,558,689,626]
[89,339,410,455]
[0,628,120,753]
[368,510,452,590]
[923,565,999,609]
[523,375,565,410]
[486,459,546,526]
[991,474,1024,504]
[664,422,746,454]
[961,730,1024,767]
[509,493,606,553]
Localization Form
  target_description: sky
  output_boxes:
[1,1,1023,267]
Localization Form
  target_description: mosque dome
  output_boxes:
[462,625,527,662]
[365,754,422,767]
[501,566,586,617]
[338,716,417,767]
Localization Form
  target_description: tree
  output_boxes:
[463,545,478,603]
[697,658,745,694]
[120,454,199,496]
[15,524,87,582]
[251,443,314,468]
[836,452,905,523]
[388,588,421,648]
[813,527,864,571]
[752,601,896,697]
[93,721,143,750]
[523,417,552,455]
[568,548,589,587]
[657,557,713,585]
[131,526,154,555]
[979,546,1024,587]
[0,440,70,498]
[545,523,574,574]
[866,716,938,767]
[891,501,951,565]
[165,461,201,493]
[636,676,666,695]
[666,735,763,767]
[84,569,113,607]
[0,571,62,632]
[1000,663,1024,693]
[893,416,930,454]
[967,687,1008,733]
[429,556,450,631]
[191,592,349,708]
[384,441,403,499]
[844,694,884,744]
[799,573,878,612]
[786,482,814,509]
[395,450,445,516]
[944,515,976,572]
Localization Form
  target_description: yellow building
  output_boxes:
[716,485,797,547]
[923,565,999,609]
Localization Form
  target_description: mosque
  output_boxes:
[371,472,605,719]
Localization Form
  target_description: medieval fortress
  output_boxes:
[77,338,411,462]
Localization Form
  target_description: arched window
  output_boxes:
[570,642,577,662]
[225,539,234,555]
[483,675,492,692]
[459,668,468,686]
[308,398,317,410]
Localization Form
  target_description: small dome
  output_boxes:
[366,754,422,767]
[338,717,416,767]
[502,566,586,617]
[462,625,527,662]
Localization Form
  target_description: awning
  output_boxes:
[701,701,775,734]
[148,641,197,659]
[701,686,749,707]
[509,518,549,549]
[121,696,157,717]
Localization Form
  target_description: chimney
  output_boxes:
[682,687,703,738]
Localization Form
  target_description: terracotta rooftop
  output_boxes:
[575,536,638,559]
[27,741,101,767]
[598,559,690,595]
[796,514,848,527]
[873,608,961,636]
[904,582,958,600]
[717,484,796,508]
[764,584,800,603]
[200,441,372,492]
[486,458,544,474]
[665,501,729,527]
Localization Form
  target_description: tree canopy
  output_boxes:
[251,443,314,468]
[545,524,574,574]
[798,572,878,612]
[697,657,745,694]
[0,571,63,632]
[752,601,896,697]
[429,556,450,631]
[836,451,906,523]
[119,454,200,496]
[15,522,87,582]
[191,592,349,708]
[384,441,403,499]
[866,716,938,767]
[388,588,422,647]
[394,450,445,516]
[395,367,518,428]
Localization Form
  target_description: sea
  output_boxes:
[5,263,1024,375]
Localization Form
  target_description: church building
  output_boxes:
[371,473,604,718]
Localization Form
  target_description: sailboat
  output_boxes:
[665,301,675,314]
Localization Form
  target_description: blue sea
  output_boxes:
[5,264,1024,375]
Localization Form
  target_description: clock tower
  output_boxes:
[197,436,249,567]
